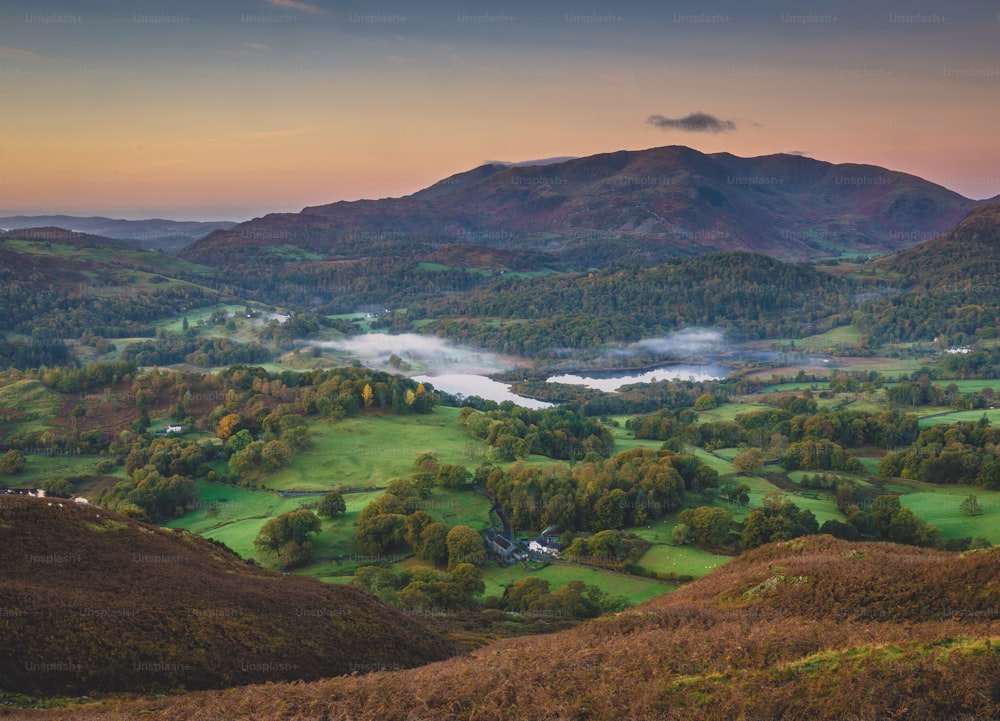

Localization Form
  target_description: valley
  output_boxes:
[2,148,999,719]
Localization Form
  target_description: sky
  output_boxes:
[1,0,998,221]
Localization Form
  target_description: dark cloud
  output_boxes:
[647,112,735,133]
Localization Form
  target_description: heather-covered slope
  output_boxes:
[19,537,1000,720]
[0,496,462,696]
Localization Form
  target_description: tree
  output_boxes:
[960,494,982,516]
[227,428,254,454]
[733,448,765,476]
[0,449,27,475]
[437,464,473,489]
[451,562,485,598]
[217,413,242,440]
[446,525,485,569]
[694,393,717,410]
[72,404,87,429]
[254,508,321,557]
[362,383,374,409]
[355,513,407,556]
[671,522,691,545]
[677,506,732,547]
[253,509,321,569]
[419,523,450,566]
[502,576,551,612]
[318,489,347,519]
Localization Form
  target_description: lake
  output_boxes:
[412,373,553,409]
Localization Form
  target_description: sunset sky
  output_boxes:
[2,0,998,220]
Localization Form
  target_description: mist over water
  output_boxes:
[305,328,734,405]
[307,333,514,375]
[633,328,726,357]
[547,364,728,392]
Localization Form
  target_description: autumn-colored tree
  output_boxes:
[733,448,765,476]
[216,413,241,440]
[362,383,374,409]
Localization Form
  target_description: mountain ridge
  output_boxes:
[184,145,983,269]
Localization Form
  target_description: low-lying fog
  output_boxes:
[307,333,516,375]
[304,328,743,407]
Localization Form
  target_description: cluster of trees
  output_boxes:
[352,563,485,612]
[253,508,322,568]
[0,336,71,370]
[740,493,819,550]
[459,405,614,461]
[856,288,999,347]
[352,563,627,619]
[628,397,916,472]
[484,576,629,619]
[298,368,436,417]
[483,448,717,533]
[887,377,996,409]
[121,338,275,368]
[672,506,734,547]
[94,437,209,521]
[877,419,1000,488]
[353,478,454,561]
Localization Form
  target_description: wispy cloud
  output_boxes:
[268,0,327,15]
[647,111,736,133]
[0,46,41,62]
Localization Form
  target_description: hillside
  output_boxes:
[183,145,978,268]
[0,216,236,253]
[16,536,999,720]
[0,232,224,367]
[416,251,867,354]
[0,495,463,697]
[855,203,1000,344]
[875,202,1000,289]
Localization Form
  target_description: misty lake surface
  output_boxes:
[545,363,729,392]
[412,373,553,409]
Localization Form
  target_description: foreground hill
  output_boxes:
[0,216,236,253]
[856,202,1000,344]
[184,145,977,267]
[0,496,462,697]
[20,536,1000,720]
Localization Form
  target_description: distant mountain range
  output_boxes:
[183,145,991,268]
[0,215,236,253]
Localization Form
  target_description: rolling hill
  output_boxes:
[854,202,1000,344]
[0,216,236,253]
[0,495,464,697]
[183,145,981,271]
[14,536,999,720]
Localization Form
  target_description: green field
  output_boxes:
[895,483,1000,544]
[917,408,1000,428]
[696,402,776,423]
[0,379,62,435]
[6,454,121,489]
[756,381,832,392]
[261,407,487,491]
[635,542,730,578]
[479,561,673,605]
